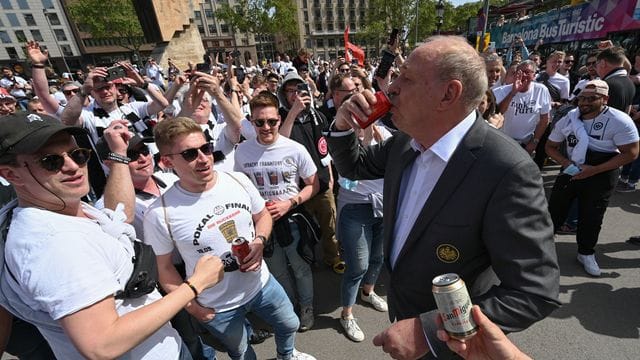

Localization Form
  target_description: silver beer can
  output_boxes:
[432,273,478,339]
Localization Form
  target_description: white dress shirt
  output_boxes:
[390,112,476,268]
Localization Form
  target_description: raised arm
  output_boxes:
[61,68,107,126]
[100,120,135,223]
[120,63,168,115]
[25,41,59,116]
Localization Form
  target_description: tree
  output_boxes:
[66,0,145,56]
[215,0,298,59]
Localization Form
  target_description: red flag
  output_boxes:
[344,26,365,66]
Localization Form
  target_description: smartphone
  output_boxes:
[195,62,211,74]
[104,65,126,82]
[375,49,395,79]
[351,58,359,65]
[387,28,400,47]
[296,82,310,96]
[235,67,246,83]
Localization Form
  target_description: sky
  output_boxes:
[450,0,480,6]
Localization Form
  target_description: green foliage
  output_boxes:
[215,0,298,42]
[66,0,144,51]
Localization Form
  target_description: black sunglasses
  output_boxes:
[253,118,279,128]
[127,145,150,161]
[63,89,79,95]
[564,60,574,64]
[167,143,214,162]
[38,148,92,172]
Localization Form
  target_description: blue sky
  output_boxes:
[450,0,478,5]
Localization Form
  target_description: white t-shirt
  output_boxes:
[143,172,270,312]
[0,205,180,360]
[80,101,150,142]
[493,83,551,141]
[547,72,571,100]
[234,135,317,200]
[199,122,238,172]
[549,107,639,155]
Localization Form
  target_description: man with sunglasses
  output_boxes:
[0,113,225,359]
[278,71,345,274]
[596,46,635,114]
[494,60,551,156]
[144,117,315,360]
[546,80,639,276]
[571,51,601,100]
[235,91,320,333]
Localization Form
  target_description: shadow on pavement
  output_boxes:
[552,282,640,339]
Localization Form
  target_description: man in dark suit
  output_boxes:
[326,36,561,360]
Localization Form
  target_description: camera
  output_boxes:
[104,65,126,82]
[195,62,212,74]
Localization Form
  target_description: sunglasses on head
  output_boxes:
[63,88,79,95]
[253,118,279,127]
[168,143,214,162]
[37,148,92,172]
[127,145,150,161]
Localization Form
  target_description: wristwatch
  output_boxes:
[289,197,299,208]
[255,235,268,244]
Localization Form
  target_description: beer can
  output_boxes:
[432,273,477,339]
[232,237,251,264]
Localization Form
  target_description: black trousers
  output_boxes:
[548,168,619,255]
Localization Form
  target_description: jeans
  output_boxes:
[621,156,640,183]
[178,341,195,360]
[338,203,384,307]
[200,276,299,360]
[266,219,314,307]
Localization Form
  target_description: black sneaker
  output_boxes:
[249,329,273,344]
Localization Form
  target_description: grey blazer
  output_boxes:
[328,116,561,358]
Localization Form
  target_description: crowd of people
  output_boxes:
[0,33,637,360]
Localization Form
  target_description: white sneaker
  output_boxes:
[340,314,365,342]
[361,291,388,312]
[577,254,601,277]
[277,349,317,360]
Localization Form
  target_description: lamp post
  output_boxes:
[42,8,70,74]
[436,0,445,35]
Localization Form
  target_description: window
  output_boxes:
[14,30,26,42]
[24,13,36,26]
[61,44,73,56]
[241,39,248,46]
[54,29,67,41]
[6,47,20,60]
[31,29,43,41]
[0,0,12,9]
[0,31,11,43]
[350,21,356,29]
[205,9,213,18]
[7,13,20,26]
[220,24,229,33]
[198,25,204,33]
[208,24,216,34]
[315,23,322,31]
[194,10,201,19]
[328,38,335,47]
[327,23,334,31]
[224,40,232,46]
[17,0,29,9]
[303,0,307,8]
[304,11,308,21]
[316,38,324,47]
[42,0,54,9]
[46,13,60,25]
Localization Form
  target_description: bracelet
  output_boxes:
[184,280,199,297]
[105,152,130,164]
[31,63,45,69]
[141,82,149,90]
[255,235,268,244]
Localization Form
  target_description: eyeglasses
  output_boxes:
[253,118,279,127]
[578,95,601,102]
[94,84,114,92]
[339,68,350,73]
[117,88,129,94]
[63,88,79,96]
[167,143,214,162]
[127,145,150,161]
[336,88,357,94]
[37,148,92,172]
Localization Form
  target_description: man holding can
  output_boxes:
[327,35,561,359]
[143,117,316,360]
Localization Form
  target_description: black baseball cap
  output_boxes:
[95,134,154,160]
[0,113,86,161]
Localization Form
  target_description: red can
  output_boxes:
[353,91,392,128]
[265,199,275,207]
[232,237,251,264]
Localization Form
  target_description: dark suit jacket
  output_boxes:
[328,116,561,358]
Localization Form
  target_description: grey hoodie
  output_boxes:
[277,71,305,111]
